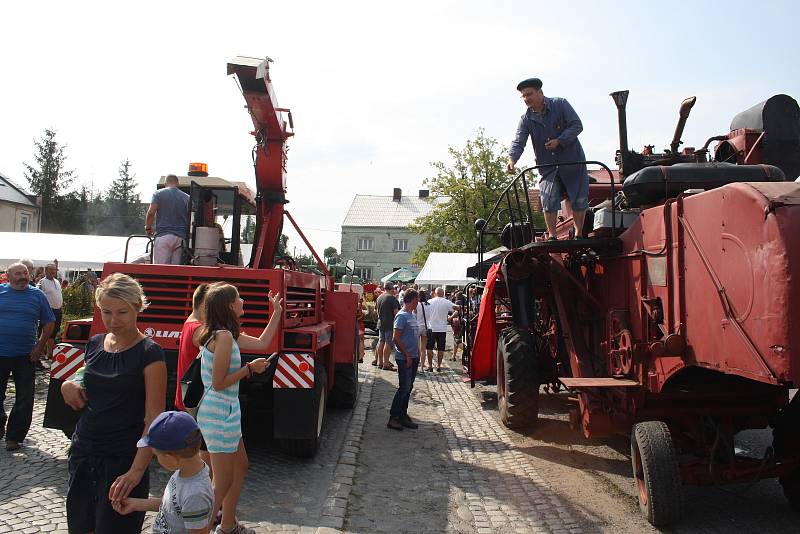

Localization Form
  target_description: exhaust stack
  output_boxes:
[610,90,630,176]
[669,96,697,156]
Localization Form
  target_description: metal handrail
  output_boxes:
[476,160,617,277]
[124,235,154,263]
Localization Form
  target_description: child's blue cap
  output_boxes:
[137,411,201,451]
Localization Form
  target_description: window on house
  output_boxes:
[19,214,30,233]
[392,238,409,252]
[357,238,374,251]
[354,267,372,280]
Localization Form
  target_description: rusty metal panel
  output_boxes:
[646,256,667,286]
[676,182,800,386]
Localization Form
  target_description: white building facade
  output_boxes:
[340,188,436,282]
[0,171,40,233]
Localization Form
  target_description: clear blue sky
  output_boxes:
[1,1,797,255]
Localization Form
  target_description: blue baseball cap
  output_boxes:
[137,411,202,451]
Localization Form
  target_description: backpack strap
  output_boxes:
[202,329,228,350]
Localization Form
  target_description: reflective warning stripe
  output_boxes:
[272,353,315,388]
[50,345,85,380]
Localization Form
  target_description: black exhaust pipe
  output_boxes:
[669,96,697,157]
[610,90,630,177]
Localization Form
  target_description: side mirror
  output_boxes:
[346,259,355,274]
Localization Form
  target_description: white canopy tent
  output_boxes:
[0,232,152,271]
[414,252,479,287]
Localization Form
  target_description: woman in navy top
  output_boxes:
[61,273,167,534]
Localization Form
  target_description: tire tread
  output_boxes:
[498,327,539,428]
[632,421,684,526]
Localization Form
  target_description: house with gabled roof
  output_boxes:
[340,188,438,282]
[0,170,40,232]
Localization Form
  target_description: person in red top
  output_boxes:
[175,284,210,411]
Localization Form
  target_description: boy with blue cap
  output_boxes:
[113,411,213,534]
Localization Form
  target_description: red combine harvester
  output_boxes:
[43,57,360,457]
[466,91,800,525]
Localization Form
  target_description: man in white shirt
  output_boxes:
[425,287,458,372]
[36,263,63,362]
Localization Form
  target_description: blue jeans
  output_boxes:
[390,358,419,418]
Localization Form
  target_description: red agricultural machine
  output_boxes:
[43,57,360,457]
[466,91,800,524]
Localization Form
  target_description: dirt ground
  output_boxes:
[473,384,800,533]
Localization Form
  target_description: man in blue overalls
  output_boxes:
[507,78,590,239]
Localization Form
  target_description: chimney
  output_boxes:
[418,189,429,198]
[393,188,402,202]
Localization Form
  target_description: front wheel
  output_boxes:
[497,327,539,429]
[630,421,684,526]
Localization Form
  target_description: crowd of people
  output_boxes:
[366,281,473,432]
[1,259,283,534]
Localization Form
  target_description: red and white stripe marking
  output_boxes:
[272,353,315,389]
[50,344,85,380]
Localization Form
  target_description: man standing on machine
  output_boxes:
[507,77,590,239]
[145,174,190,264]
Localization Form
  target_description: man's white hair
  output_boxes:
[7,262,28,273]
[435,287,444,297]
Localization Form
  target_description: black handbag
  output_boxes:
[180,352,207,419]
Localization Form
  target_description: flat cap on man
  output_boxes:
[516,77,542,91]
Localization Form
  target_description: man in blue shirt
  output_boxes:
[0,262,55,450]
[388,289,420,431]
[507,78,590,239]
[145,174,190,264]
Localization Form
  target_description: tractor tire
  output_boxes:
[330,336,360,408]
[780,472,800,512]
[278,365,327,458]
[496,327,539,429]
[773,394,800,511]
[630,421,685,526]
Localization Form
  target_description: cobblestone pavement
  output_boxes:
[344,358,582,534]
[0,367,367,534]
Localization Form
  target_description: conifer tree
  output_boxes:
[23,129,75,231]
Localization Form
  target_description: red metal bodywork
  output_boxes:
[471,154,800,488]
[44,58,358,449]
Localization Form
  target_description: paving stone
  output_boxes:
[0,364,369,534]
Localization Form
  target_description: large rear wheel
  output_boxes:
[630,421,684,526]
[330,327,360,408]
[773,393,800,511]
[497,327,539,429]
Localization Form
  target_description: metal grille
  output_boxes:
[285,286,317,322]
[135,273,271,328]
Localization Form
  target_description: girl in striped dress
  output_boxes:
[194,283,283,534]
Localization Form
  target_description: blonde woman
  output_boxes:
[61,273,167,534]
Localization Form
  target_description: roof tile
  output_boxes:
[342,195,440,227]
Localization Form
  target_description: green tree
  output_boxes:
[23,129,75,232]
[241,215,256,244]
[323,246,339,265]
[57,183,104,234]
[105,159,145,235]
[275,233,289,256]
[410,129,530,265]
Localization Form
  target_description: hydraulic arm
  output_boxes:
[227,56,294,269]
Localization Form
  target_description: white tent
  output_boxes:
[0,232,152,270]
[414,252,479,287]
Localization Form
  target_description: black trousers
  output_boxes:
[67,451,149,534]
[0,355,35,442]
